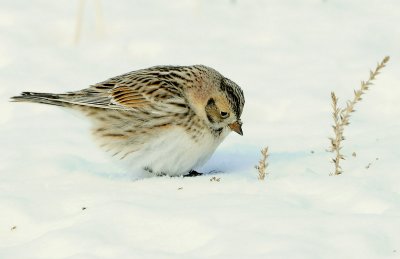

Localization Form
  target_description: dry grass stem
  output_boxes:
[329,56,390,175]
[256,147,269,180]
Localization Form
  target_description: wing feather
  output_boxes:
[62,68,189,115]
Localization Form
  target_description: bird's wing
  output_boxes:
[63,70,189,115]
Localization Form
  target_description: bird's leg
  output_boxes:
[184,170,203,177]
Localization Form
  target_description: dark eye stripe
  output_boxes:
[207,98,215,106]
[220,78,244,118]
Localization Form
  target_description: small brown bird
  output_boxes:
[11,65,245,177]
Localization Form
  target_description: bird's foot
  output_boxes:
[184,170,203,177]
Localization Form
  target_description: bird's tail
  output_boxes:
[10,92,70,107]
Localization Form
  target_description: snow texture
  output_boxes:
[1,0,400,258]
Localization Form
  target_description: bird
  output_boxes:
[11,65,245,177]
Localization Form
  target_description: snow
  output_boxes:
[1,0,400,258]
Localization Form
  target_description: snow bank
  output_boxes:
[1,0,399,258]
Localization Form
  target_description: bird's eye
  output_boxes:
[220,111,229,118]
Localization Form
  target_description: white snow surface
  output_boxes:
[1,0,400,258]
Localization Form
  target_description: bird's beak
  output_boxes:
[229,121,243,136]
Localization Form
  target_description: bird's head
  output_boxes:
[204,77,244,135]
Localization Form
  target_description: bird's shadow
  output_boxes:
[199,146,258,174]
[57,145,261,180]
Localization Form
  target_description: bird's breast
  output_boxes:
[124,125,229,176]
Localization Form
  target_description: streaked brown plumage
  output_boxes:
[12,65,245,176]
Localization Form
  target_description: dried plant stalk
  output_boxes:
[329,92,344,175]
[329,56,390,175]
[256,147,269,180]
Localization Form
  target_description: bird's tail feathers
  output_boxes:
[11,92,70,107]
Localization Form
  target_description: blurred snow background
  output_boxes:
[0,0,399,258]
